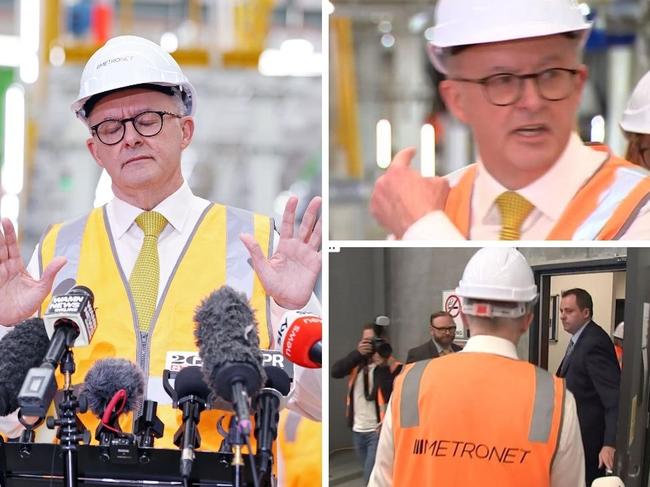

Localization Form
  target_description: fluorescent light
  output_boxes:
[380,34,395,49]
[49,45,66,66]
[376,119,391,169]
[258,39,322,77]
[2,85,25,194]
[0,194,19,231]
[160,32,179,53]
[19,53,39,84]
[590,115,605,143]
[420,124,435,177]
[20,0,40,53]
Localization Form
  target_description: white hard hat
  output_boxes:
[620,71,650,135]
[613,322,624,340]
[71,35,196,120]
[428,0,592,74]
[456,247,537,318]
[591,475,624,487]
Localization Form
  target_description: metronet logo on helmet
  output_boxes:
[96,56,134,70]
[411,438,531,464]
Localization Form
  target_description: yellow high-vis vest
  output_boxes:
[37,203,273,450]
[444,151,650,240]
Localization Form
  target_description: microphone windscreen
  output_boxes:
[82,358,145,417]
[263,366,291,396]
[194,286,265,396]
[174,366,211,401]
[0,318,49,416]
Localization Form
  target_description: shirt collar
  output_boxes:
[474,132,608,223]
[108,181,194,239]
[460,335,519,360]
[571,321,590,343]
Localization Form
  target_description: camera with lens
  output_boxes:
[369,315,392,358]
[370,337,392,358]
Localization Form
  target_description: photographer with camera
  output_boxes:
[331,317,402,486]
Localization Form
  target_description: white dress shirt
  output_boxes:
[0,181,321,437]
[369,335,585,487]
[403,133,650,240]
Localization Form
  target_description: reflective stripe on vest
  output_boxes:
[37,203,274,449]
[392,354,564,487]
[444,154,650,240]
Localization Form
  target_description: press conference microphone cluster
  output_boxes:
[195,286,265,436]
[0,318,50,417]
[18,285,97,417]
[82,358,145,448]
[278,311,322,368]
[255,366,291,476]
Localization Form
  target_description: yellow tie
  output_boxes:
[129,211,168,331]
[495,191,534,240]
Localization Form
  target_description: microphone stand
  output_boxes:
[45,349,89,487]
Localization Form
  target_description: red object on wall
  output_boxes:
[91,1,113,44]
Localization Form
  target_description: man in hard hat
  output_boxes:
[332,322,402,486]
[369,248,585,486]
[0,36,322,450]
[557,289,620,485]
[370,0,650,240]
[621,71,650,170]
[405,311,462,363]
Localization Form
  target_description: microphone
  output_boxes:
[133,400,164,448]
[172,366,210,479]
[255,366,291,475]
[277,311,321,368]
[81,358,145,446]
[194,286,265,436]
[18,286,97,417]
[0,318,50,416]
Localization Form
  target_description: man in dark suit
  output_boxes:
[557,288,620,486]
[406,311,462,363]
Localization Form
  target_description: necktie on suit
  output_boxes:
[129,211,168,331]
[495,191,535,240]
[559,339,575,376]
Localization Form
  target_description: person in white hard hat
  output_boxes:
[0,35,322,455]
[369,248,585,487]
[370,0,650,241]
[621,71,650,170]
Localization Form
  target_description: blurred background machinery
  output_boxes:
[328,0,650,239]
[0,0,322,262]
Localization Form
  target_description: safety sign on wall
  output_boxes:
[442,290,467,340]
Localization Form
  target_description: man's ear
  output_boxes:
[180,117,195,150]
[86,137,104,168]
[439,80,469,124]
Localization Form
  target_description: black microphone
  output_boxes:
[172,366,211,479]
[255,365,291,475]
[133,400,164,448]
[0,318,50,416]
[18,286,97,417]
[194,286,265,435]
[81,358,145,446]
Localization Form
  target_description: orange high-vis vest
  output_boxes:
[444,149,650,240]
[392,354,565,487]
[345,357,401,427]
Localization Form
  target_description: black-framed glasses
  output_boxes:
[90,110,182,145]
[431,325,457,334]
[450,68,579,106]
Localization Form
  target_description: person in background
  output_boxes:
[621,71,650,169]
[613,322,624,369]
[331,321,402,486]
[405,311,462,363]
